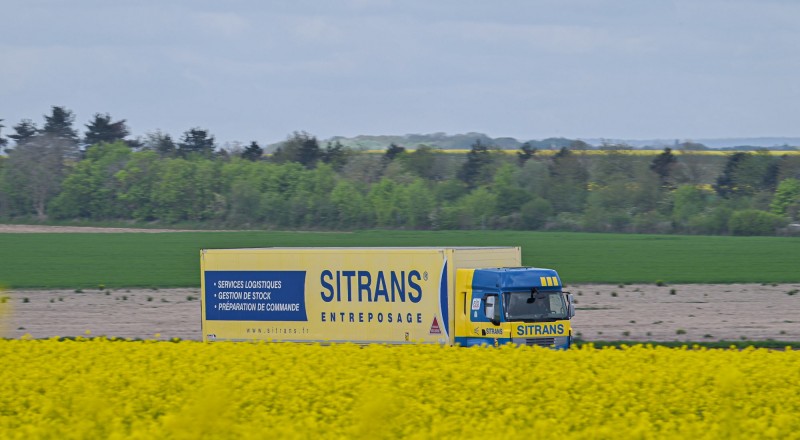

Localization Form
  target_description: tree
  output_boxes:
[520,197,553,230]
[671,150,708,185]
[226,177,262,225]
[322,140,349,171]
[714,152,776,198]
[776,155,800,182]
[714,152,748,198]
[330,179,367,228]
[402,179,435,228]
[433,179,467,204]
[150,158,220,222]
[215,147,231,161]
[491,163,529,212]
[178,128,216,158]
[340,154,384,184]
[458,187,497,229]
[0,109,81,219]
[296,134,321,168]
[728,209,786,236]
[545,147,589,213]
[143,130,177,157]
[686,205,734,235]
[241,141,263,161]
[592,148,635,186]
[9,119,39,145]
[258,162,307,226]
[49,142,132,219]
[2,134,77,219]
[0,119,7,151]
[763,159,781,192]
[770,178,800,218]
[517,159,549,198]
[42,106,79,145]
[457,139,494,188]
[584,179,636,232]
[402,145,437,180]
[297,164,337,226]
[84,113,129,146]
[271,131,321,169]
[115,150,163,221]
[650,147,677,188]
[517,142,536,166]
[383,142,406,163]
[671,185,707,226]
[368,178,400,227]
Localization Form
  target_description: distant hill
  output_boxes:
[327,133,512,150]
[578,137,800,150]
[267,133,800,152]
[324,133,576,151]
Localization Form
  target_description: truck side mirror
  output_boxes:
[484,295,501,325]
[567,293,575,318]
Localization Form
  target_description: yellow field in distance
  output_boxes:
[364,149,800,156]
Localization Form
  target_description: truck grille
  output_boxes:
[525,338,555,347]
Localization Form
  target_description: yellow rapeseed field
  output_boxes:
[1,339,798,439]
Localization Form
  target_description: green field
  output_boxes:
[0,230,798,288]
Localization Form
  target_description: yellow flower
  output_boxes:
[1,340,798,438]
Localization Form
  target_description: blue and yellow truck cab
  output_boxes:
[454,268,575,349]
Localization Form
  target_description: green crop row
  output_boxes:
[0,230,798,288]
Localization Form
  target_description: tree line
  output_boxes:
[1,106,800,236]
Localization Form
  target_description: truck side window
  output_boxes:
[484,294,500,324]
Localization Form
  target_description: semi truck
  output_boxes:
[201,247,575,349]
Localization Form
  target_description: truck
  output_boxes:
[201,247,575,349]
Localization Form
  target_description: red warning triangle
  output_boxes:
[429,317,442,334]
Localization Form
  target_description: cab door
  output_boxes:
[454,269,510,346]
[466,291,510,346]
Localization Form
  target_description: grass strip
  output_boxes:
[0,230,798,288]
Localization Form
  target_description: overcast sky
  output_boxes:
[2,0,798,146]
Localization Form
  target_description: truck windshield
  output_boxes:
[503,291,567,321]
